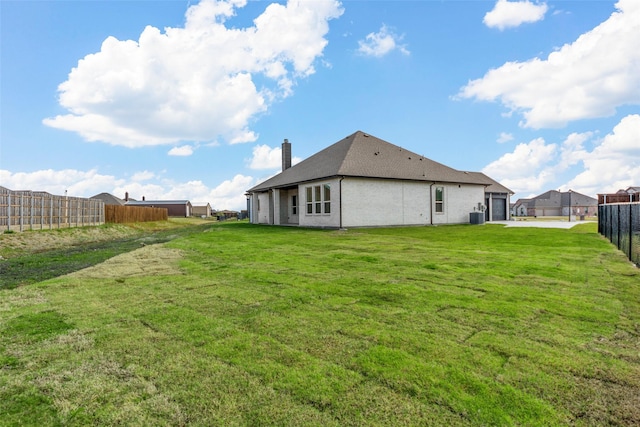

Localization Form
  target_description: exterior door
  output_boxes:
[492,198,507,220]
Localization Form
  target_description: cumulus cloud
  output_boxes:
[483,0,548,30]
[562,114,640,195]
[357,24,409,58]
[497,132,514,143]
[483,137,557,193]
[168,145,195,156]
[459,0,640,128]
[0,168,257,211]
[483,114,640,198]
[248,144,302,169]
[0,169,123,197]
[43,0,343,148]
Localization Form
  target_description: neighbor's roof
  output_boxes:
[125,200,191,206]
[249,131,493,192]
[90,192,126,205]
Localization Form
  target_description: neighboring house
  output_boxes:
[192,203,212,218]
[515,190,597,217]
[598,186,640,204]
[512,199,531,217]
[246,131,507,228]
[90,192,126,206]
[125,200,192,217]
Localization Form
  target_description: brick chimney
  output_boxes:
[282,138,291,171]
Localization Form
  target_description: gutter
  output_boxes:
[429,182,436,225]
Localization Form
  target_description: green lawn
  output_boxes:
[1,222,639,426]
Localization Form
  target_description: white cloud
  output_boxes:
[562,114,640,195]
[0,169,124,197]
[483,114,640,198]
[497,132,514,143]
[0,169,256,211]
[483,0,548,30]
[43,0,343,148]
[130,171,156,181]
[460,0,640,128]
[168,145,195,156]
[248,144,302,170]
[357,24,409,58]
[483,137,557,193]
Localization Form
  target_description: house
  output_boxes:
[515,190,597,217]
[192,202,212,218]
[512,199,531,217]
[246,131,509,228]
[125,199,193,217]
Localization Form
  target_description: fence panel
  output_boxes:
[598,202,640,266]
[0,187,104,232]
[105,205,168,223]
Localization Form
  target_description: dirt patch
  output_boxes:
[67,244,184,279]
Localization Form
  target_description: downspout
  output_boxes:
[339,177,344,229]
[429,182,435,225]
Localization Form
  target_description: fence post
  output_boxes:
[7,192,11,232]
[20,194,24,232]
[630,203,634,261]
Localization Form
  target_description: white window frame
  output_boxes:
[305,183,331,215]
[435,186,444,214]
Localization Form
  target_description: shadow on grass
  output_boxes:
[0,223,210,290]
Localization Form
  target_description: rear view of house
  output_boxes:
[247,131,511,228]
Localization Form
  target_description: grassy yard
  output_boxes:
[1,222,639,426]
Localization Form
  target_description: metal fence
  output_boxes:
[598,202,640,266]
[0,187,104,232]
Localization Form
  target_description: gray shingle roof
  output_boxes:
[125,200,191,206]
[249,131,493,192]
[465,172,513,194]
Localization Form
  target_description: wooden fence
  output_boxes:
[599,193,640,204]
[0,187,104,232]
[105,205,168,223]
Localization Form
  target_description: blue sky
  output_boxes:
[1,0,638,211]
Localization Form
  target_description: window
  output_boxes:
[324,184,331,214]
[305,183,331,215]
[315,186,322,214]
[291,195,297,215]
[435,187,444,213]
[306,187,313,214]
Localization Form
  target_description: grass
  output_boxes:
[1,222,639,426]
[0,220,212,289]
